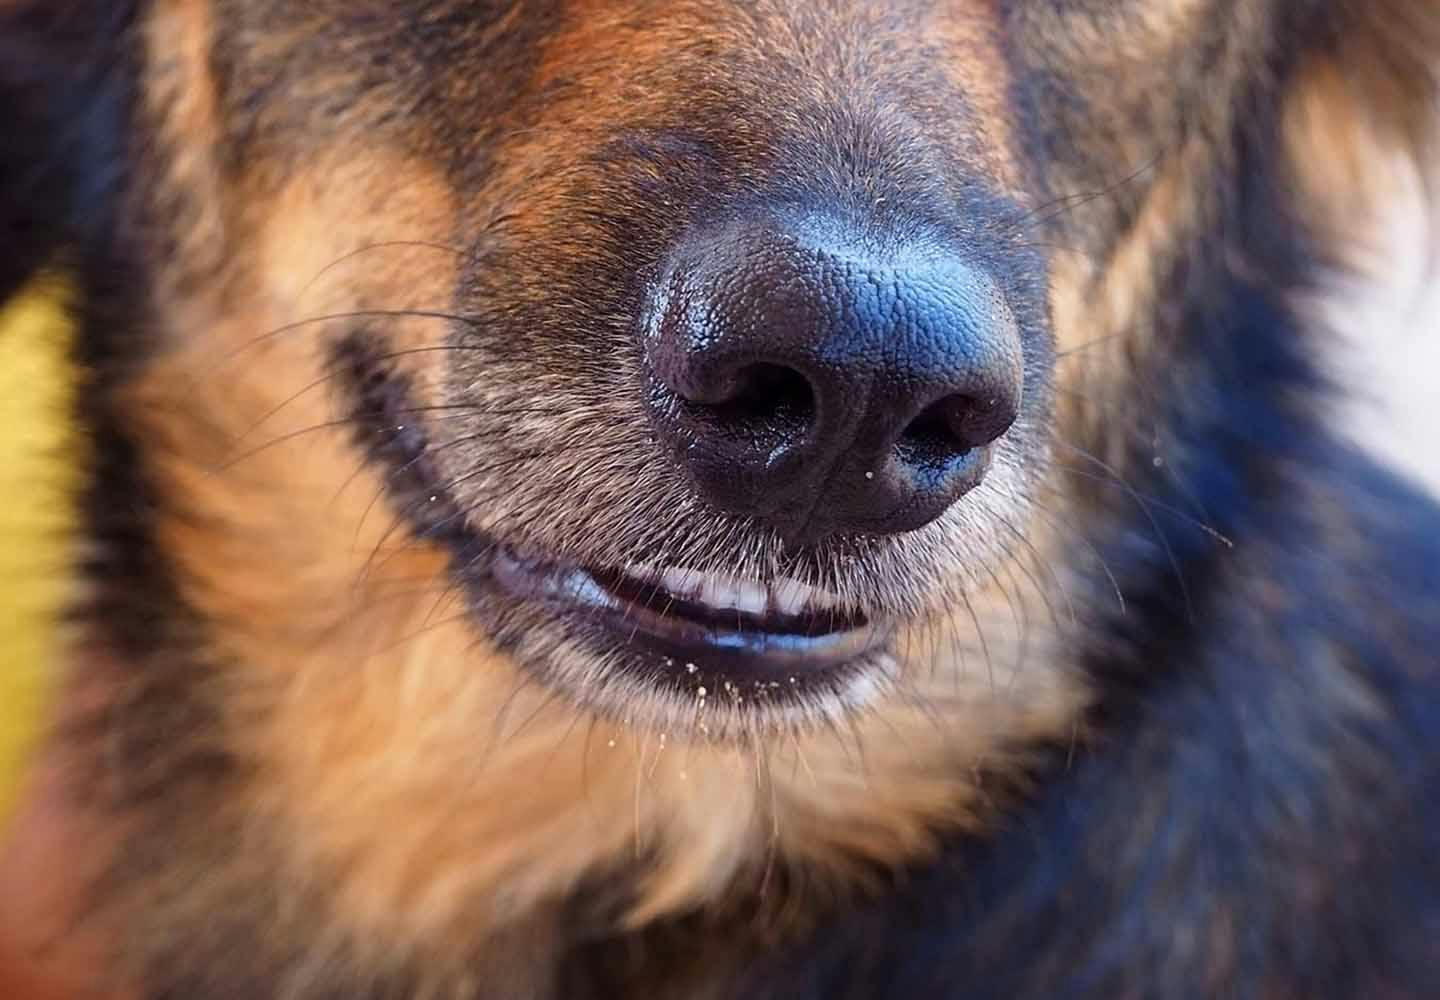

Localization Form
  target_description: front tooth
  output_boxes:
[660,567,703,599]
[648,567,845,617]
[697,573,736,613]
[691,576,771,613]
[694,573,768,615]
[625,563,665,583]
[731,578,768,615]
[771,578,816,616]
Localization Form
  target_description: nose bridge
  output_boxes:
[759,88,954,233]
[645,4,964,213]
[801,255,928,455]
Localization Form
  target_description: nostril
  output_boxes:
[686,362,815,441]
[947,391,1018,450]
[900,393,1016,466]
[899,397,974,468]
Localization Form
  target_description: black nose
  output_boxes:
[641,218,1024,541]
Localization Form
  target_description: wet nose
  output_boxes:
[641,218,1023,541]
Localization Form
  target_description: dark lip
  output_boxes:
[337,332,896,698]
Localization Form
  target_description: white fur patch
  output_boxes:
[1319,138,1440,497]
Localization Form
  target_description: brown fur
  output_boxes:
[1283,4,1440,270]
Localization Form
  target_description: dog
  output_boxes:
[1,1,1438,997]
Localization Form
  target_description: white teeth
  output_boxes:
[622,564,845,618]
[771,578,822,617]
[691,570,765,615]
[733,579,770,615]
[699,575,769,616]
[659,566,704,599]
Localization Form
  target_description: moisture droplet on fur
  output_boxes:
[686,663,698,674]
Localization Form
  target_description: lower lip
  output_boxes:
[490,547,889,679]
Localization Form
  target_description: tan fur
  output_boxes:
[922,4,1025,194]
[58,0,1440,987]
[1049,2,1440,480]
[134,383,1082,943]
[140,0,228,303]
[1282,4,1440,272]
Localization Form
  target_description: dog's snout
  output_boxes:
[642,218,1023,541]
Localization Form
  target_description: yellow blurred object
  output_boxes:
[0,276,80,829]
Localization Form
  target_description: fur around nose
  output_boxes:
[641,217,1024,541]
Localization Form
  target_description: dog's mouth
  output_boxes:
[493,547,885,676]
[342,336,898,722]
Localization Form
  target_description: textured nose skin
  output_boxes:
[642,219,1024,541]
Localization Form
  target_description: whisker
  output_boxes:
[354,445,567,585]
[539,704,588,783]
[1049,455,1234,547]
[1054,333,1127,360]
[1051,441,1200,621]
[1028,498,1127,615]
[297,241,466,302]
[959,588,996,692]
[207,308,485,375]
[486,673,536,762]
[208,418,358,474]
[997,512,1075,628]
[1003,156,1160,233]
[1007,241,1103,261]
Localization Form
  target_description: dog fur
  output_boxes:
[1,1,1438,997]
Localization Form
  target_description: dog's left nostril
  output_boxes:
[902,392,1018,465]
[900,397,974,467]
